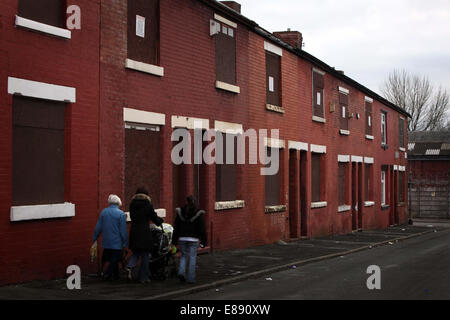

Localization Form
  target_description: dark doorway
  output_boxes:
[299,150,308,237]
[358,163,363,230]
[394,169,399,225]
[193,129,207,210]
[289,150,299,238]
[351,162,363,231]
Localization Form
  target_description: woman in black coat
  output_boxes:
[126,187,163,283]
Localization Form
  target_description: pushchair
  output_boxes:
[148,223,178,280]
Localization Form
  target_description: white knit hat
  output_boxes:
[108,194,122,207]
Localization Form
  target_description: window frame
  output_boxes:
[338,88,349,132]
[338,161,350,209]
[381,111,387,146]
[215,19,237,87]
[365,98,373,138]
[364,163,374,202]
[312,69,325,121]
[216,133,238,203]
[399,116,405,150]
[12,95,67,207]
[8,78,76,221]
[265,51,282,108]
[265,147,282,207]
[124,123,162,210]
[311,150,327,207]
[381,169,387,206]
[126,0,162,76]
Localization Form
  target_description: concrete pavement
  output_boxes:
[0,224,443,300]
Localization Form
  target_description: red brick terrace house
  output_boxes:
[0,0,100,284]
[0,0,410,284]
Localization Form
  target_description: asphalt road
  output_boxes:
[180,228,450,300]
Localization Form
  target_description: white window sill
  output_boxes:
[125,59,164,77]
[288,141,308,152]
[311,144,327,154]
[366,135,374,140]
[338,155,350,163]
[8,77,76,103]
[15,15,71,39]
[399,147,406,152]
[123,108,166,126]
[265,205,287,213]
[338,205,351,213]
[215,81,240,94]
[340,129,350,136]
[215,200,245,211]
[311,201,327,209]
[125,208,166,222]
[312,116,326,123]
[266,104,285,114]
[10,203,75,222]
[364,201,375,207]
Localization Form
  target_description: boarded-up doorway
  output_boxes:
[288,149,308,239]
[300,150,308,237]
[289,150,299,239]
[193,129,207,210]
[125,123,161,211]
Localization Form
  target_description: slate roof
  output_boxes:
[408,131,450,158]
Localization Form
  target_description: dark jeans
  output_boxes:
[127,250,150,282]
[102,249,122,280]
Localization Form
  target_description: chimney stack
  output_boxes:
[220,1,241,14]
[273,30,303,50]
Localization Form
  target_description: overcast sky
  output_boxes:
[237,0,450,97]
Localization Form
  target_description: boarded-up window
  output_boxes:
[125,123,161,210]
[365,101,373,136]
[215,22,236,85]
[311,153,322,202]
[127,0,160,65]
[399,117,405,149]
[266,52,281,106]
[216,134,237,202]
[312,71,324,118]
[265,147,280,206]
[338,163,347,205]
[18,0,64,28]
[339,92,349,130]
[364,164,372,201]
[12,96,66,206]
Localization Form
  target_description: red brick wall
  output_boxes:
[0,0,100,285]
[99,0,409,248]
[0,0,410,285]
[410,160,450,182]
